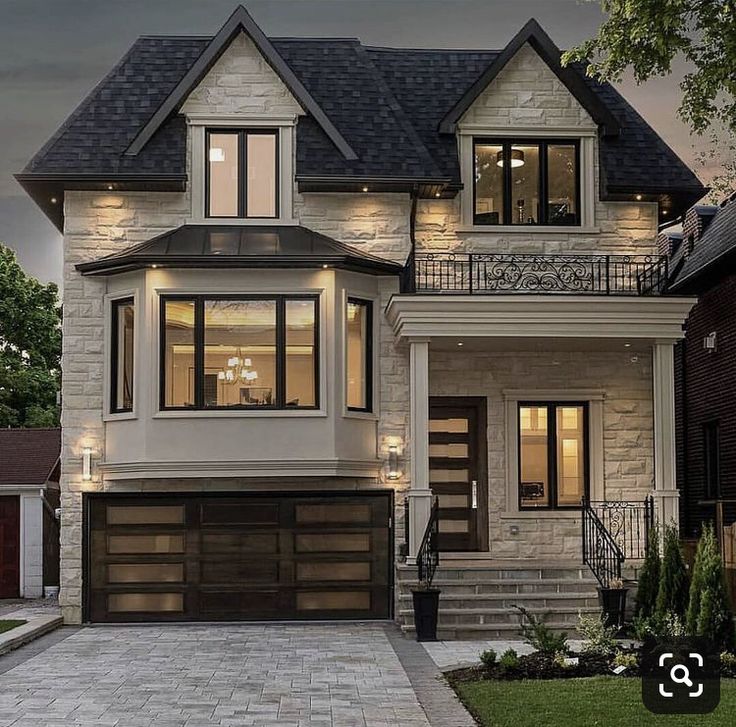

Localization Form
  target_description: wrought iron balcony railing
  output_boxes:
[400,252,669,295]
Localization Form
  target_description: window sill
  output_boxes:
[456,225,600,235]
[154,409,328,419]
[500,510,581,520]
[103,411,138,422]
[343,409,379,421]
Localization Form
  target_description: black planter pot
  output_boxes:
[412,588,441,642]
[598,587,628,630]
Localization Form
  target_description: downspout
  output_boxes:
[404,184,419,293]
[680,336,690,536]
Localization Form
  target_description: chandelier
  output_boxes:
[218,352,258,385]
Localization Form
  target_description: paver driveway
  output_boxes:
[0,624,433,727]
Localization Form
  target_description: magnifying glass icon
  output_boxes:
[671,664,694,688]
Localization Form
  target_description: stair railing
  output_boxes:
[582,497,625,588]
[417,497,440,586]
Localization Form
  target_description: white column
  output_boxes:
[407,338,433,563]
[652,341,679,528]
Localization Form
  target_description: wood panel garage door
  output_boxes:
[86,492,392,622]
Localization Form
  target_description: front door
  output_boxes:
[0,496,20,598]
[429,397,488,551]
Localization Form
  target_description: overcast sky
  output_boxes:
[0,0,710,285]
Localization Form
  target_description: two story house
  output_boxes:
[18,6,705,631]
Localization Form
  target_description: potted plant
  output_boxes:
[411,579,441,641]
[598,577,628,630]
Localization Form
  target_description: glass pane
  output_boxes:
[429,469,468,483]
[107,505,185,525]
[519,405,549,507]
[429,418,468,433]
[204,300,276,407]
[113,300,134,411]
[557,406,585,506]
[296,562,371,582]
[474,143,505,224]
[429,443,469,458]
[163,300,195,408]
[208,132,239,217]
[547,145,577,225]
[107,535,185,554]
[295,504,371,524]
[107,564,184,584]
[296,591,370,611]
[246,133,277,217]
[346,300,370,409]
[295,534,371,553]
[108,593,183,613]
[438,494,468,508]
[440,520,469,533]
[286,299,316,407]
[511,144,540,224]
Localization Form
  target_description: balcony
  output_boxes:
[400,252,669,296]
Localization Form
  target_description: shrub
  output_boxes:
[499,648,519,670]
[655,524,689,621]
[553,650,572,669]
[632,614,654,642]
[721,651,736,675]
[635,526,661,618]
[513,604,568,654]
[479,648,497,668]
[685,523,735,650]
[612,651,638,669]
[632,612,686,642]
[578,611,618,655]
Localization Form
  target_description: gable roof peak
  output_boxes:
[438,17,621,137]
[125,4,357,161]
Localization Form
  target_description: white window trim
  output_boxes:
[458,130,596,230]
[341,289,379,421]
[103,289,140,422]
[187,116,297,225]
[153,285,327,418]
[502,389,604,518]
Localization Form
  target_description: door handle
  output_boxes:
[471,480,478,510]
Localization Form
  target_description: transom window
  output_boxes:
[518,402,588,509]
[110,297,134,413]
[161,295,318,410]
[206,129,278,219]
[474,139,580,226]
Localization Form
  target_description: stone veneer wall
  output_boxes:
[429,348,654,559]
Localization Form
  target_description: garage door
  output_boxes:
[86,491,392,622]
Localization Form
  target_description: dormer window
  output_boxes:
[206,129,278,219]
[473,139,580,226]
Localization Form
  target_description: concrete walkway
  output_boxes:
[0,623,474,727]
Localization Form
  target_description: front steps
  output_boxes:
[396,561,601,640]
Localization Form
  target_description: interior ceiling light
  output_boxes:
[209,148,225,163]
[496,148,525,168]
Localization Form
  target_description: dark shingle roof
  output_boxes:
[0,428,61,487]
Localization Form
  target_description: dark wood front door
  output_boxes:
[429,397,488,552]
[0,496,20,598]
[86,491,392,623]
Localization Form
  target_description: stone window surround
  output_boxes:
[458,127,597,232]
[503,388,605,519]
[103,289,140,422]
[187,115,297,226]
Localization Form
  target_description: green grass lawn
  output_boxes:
[0,620,26,635]
[455,677,736,727]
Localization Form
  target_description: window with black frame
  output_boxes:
[161,295,317,410]
[110,298,135,413]
[346,298,372,412]
[518,402,588,509]
[206,129,278,219]
[474,139,579,226]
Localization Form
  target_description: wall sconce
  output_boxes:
[387,445,401,480]
[82,447,92,481]
[703,331,717,353]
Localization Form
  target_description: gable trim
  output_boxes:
[438,18,621,137]
[124,5,358,161]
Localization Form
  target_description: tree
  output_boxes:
[0,244,61,427]
[656,524,689,621]
[636,525,661,619]
[562,1,736,136]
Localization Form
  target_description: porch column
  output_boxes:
[407,338,432,564]
[652,341,679,528]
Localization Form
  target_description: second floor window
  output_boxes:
[161,295,317,411]
[474,139,579,226]
[111,297,135,413]
[206,129,278,219]
[346,298,372,412]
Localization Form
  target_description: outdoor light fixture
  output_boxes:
[107,185,114,191]
[82,447,92,481]
[636,194,642,201]
[496,148,525,168]
[362,186,368,192]
[50,197,57,204]
[387,445,401,480]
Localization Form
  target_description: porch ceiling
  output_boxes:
[427,336,653,352]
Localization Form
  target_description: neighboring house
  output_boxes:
[0,428,61,599]
[18,6,705,631]
[665,196,736,542]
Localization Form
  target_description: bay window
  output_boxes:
[161,295,318,410]
[474,139,579,226]
[110,297,135,413]
[518,402,588,509]
[346,298,372,412]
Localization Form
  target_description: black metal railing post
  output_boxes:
[417,497,440,586]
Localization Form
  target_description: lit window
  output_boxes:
[346,298,372,411]
[519,403,587,509]
[474,140,579,226]
[111,298,134,413]
[206,129,278,219]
